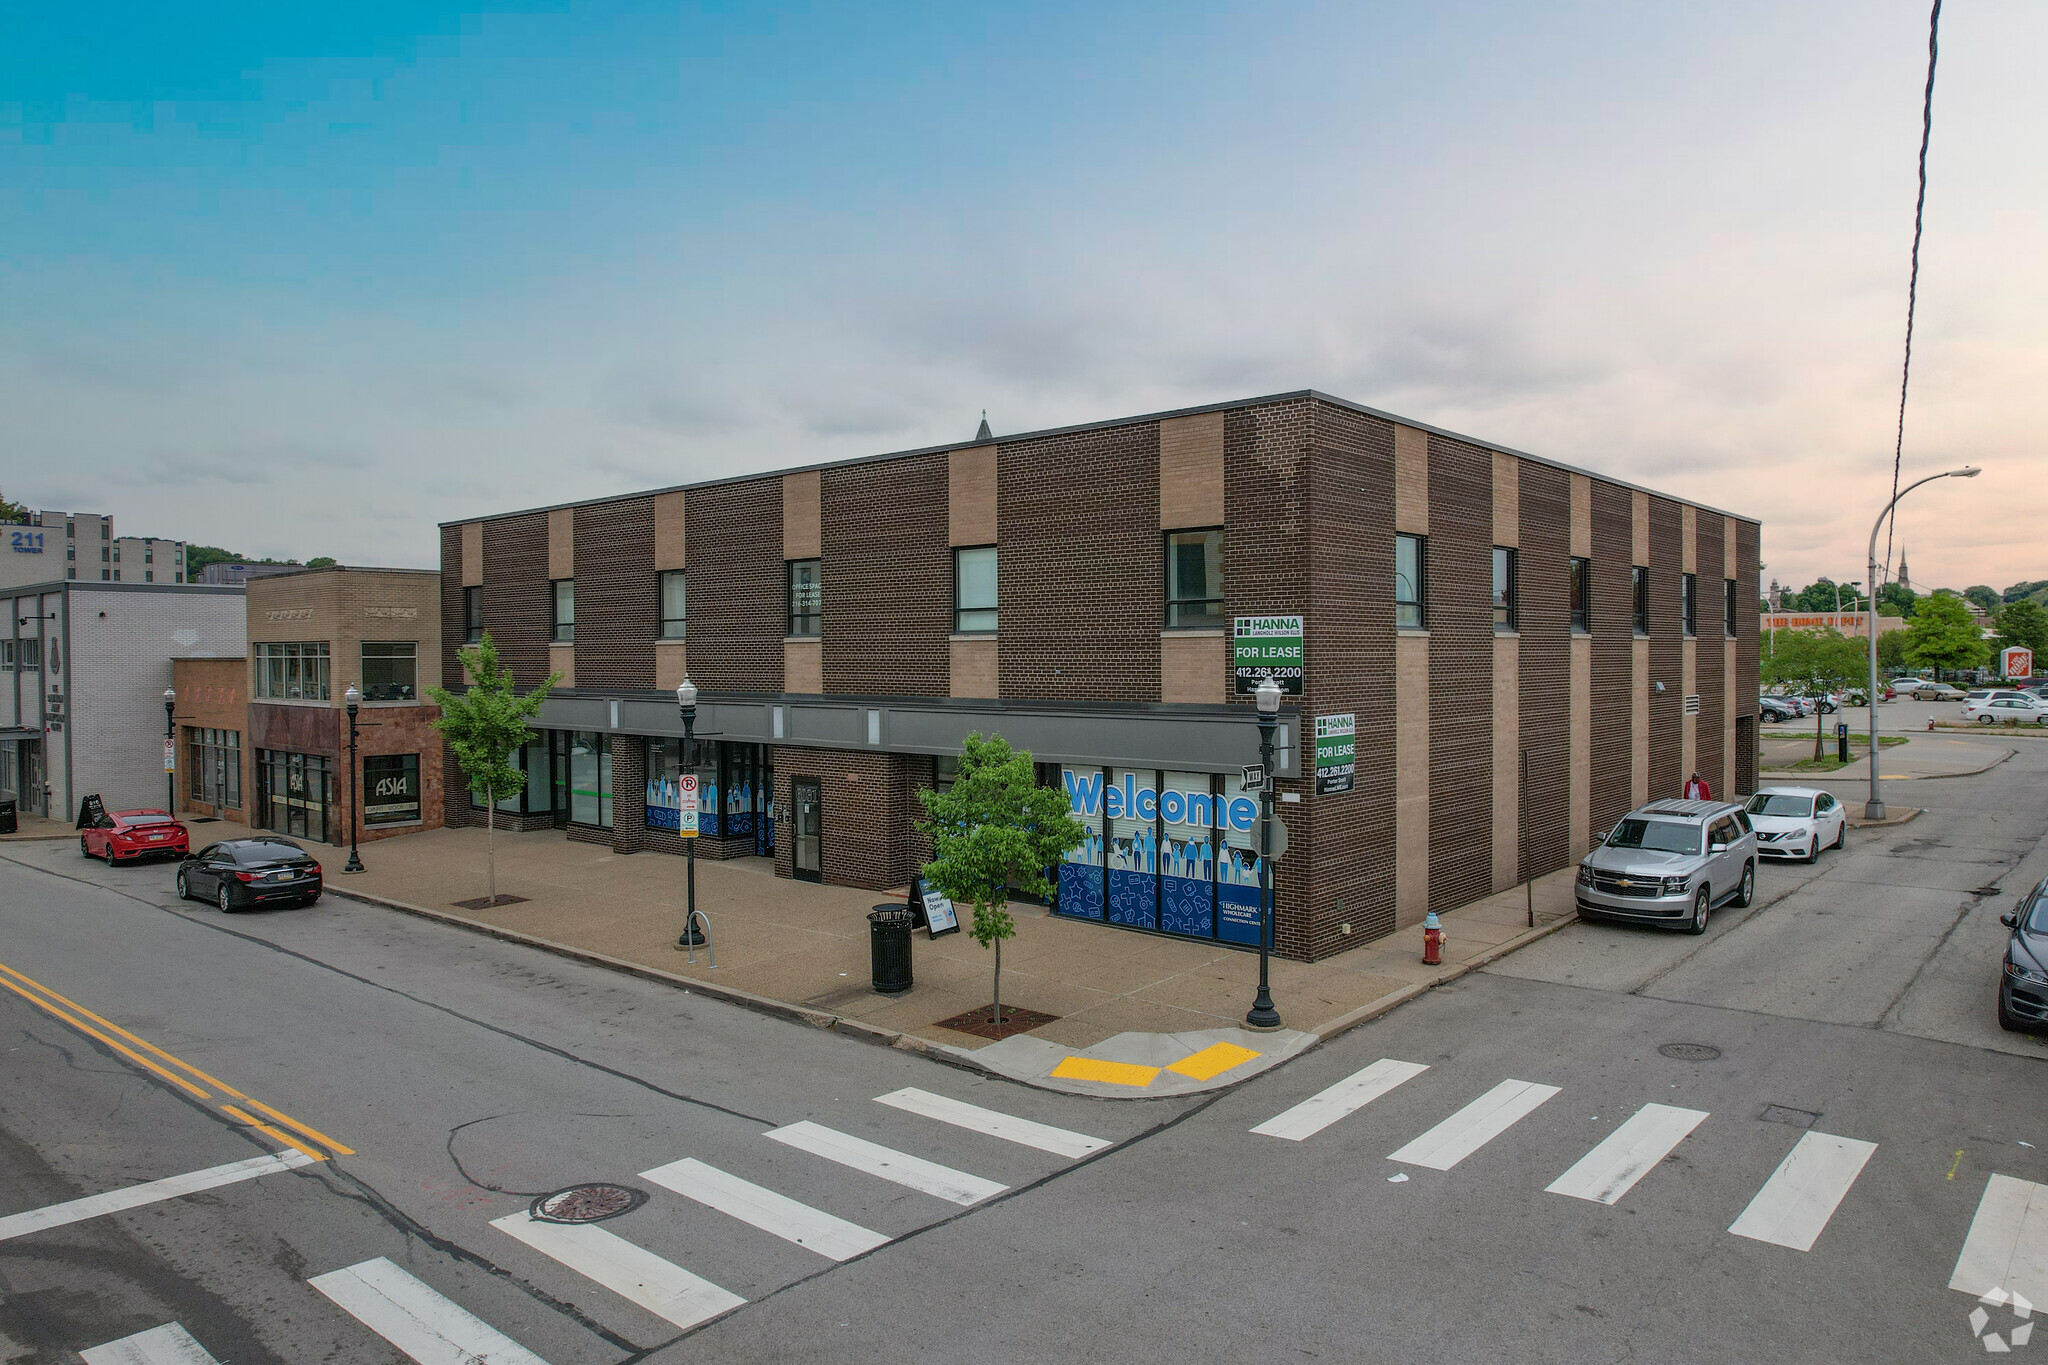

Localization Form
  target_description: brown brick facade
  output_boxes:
[686,479,785,693]
[1648,497,1685,797]
[1426,434,1495,916]
[771,747,924,890]
[1519,462,1571,879]
[821,453,950,697]
[1589,481,1635,837]
[1695,513,1726,788]
[574,498,657,693]
[171,657,252,823]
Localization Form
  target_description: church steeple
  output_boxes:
[1897,549,1911,593]
[974,409,993,443]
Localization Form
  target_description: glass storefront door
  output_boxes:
[258,750,334,844]
[792,777,822,882]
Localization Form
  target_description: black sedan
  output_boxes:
[1999,875,2048,1033]
[175,839,324,912]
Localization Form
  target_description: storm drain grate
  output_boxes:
[529,1183,648,1224]
[1759,1105,1821,1129]
[1657,1043,1723,1062]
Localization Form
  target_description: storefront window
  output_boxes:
[185,727,241,809]
[363,753,422,825]
[361,642,418,701]
[1056,765,1262,945]
[471,731,545,814]
[254,642,331,700]
[567,731,611,828]
[646,740,764,840]
[1107,772,1158,930]
[1057,765,1106,922]
[258,750,333,843]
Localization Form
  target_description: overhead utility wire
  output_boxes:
[1882,0,1942,590]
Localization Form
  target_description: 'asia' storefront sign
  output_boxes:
[1233,615,1304,695]
[1314,713,1355,794]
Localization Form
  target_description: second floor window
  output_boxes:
[1492,547,1517,631]
[361,641,418,701]
[551,579,575,643]
[464,586,483,642]
[255,641,331,700]
[1724,579,1738,637]
[1164,529,1223,628]
[660,570,686,639]
[1570,556,1591,633]
[954,546,997,633]
[788,559,821,636]
[1396,534,1427,630]
[1682,572,1698,636]
[1633,566,1649,635]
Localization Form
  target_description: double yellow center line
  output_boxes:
[0,958,354,1162]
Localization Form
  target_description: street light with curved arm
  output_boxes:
[1865,466,1980,819]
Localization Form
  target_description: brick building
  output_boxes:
[439,391,1761,962]
[216,566,446,846]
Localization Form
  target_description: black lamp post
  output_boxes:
[676,678,705,947]
[162,687,177,815]
[342,684,365,873]
[1245,676,1284,1031]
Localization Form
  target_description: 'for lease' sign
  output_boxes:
[1234,616,1305,695]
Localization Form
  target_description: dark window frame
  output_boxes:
[1492,546,1518,632]
[659,569,686,640]
[1163,528,1224,630]
[1396,533,1428,631]
[1682,572,1698,637]
[1632,566,1650,636]
[362,752,423,826]
[463,586,483,643]
[1569,556,1592,634]
[953,545,998,634]
[550,578,575,644]
[787,558,822,638]
[1724,578,1738,638]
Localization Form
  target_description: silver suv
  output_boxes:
[1575,799,1758,934]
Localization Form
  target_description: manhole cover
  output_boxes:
[529,1183,647,1224]
[1760,1104,1821,1129]
[1658,1043,1722,1062]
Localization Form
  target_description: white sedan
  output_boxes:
[1963,695,2048,726]
[1744,787,1848,863]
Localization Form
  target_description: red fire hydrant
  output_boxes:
[1927,714,1937,731]
[1422,910,1444,966]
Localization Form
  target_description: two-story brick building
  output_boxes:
[438,390,1760,962]
[177,566,446,846]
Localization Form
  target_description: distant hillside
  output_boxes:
[2004,579,2048,608]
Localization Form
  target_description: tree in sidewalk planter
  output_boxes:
[1903,590,1989,678]
[427,632,560,907]
[915,732,1087,1030]
[1761,628,1867,761]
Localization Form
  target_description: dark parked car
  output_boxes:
[2000,876,2048,1033]
[176,839,323,912]
[1758,696,1799,723]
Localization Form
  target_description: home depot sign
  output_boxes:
[2003,646,2034,679]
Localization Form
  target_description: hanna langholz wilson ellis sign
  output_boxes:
[1314,713,1355,794]
[1234,615,1304,695]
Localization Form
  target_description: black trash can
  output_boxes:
[0,795,15,836]
[869,905,915,994]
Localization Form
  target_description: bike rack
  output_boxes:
[682,909,716,969]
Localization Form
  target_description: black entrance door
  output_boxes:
[792,778,822,882]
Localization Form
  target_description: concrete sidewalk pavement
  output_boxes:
[167,819,1577,1096]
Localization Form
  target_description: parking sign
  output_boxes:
[678,773,699,837]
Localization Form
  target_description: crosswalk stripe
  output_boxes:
[1950,1174,2048,1304]
[490,1213,744,1330]
[641,1157,890,1261]
[1546,1103,1709,1205]
[79,1323,220,1365]
[875,1087,1108,1160]
[1251,1058,1429,1142]
[765,1121,1007,1206]
[1387,1079,1562,1170]
[0,1152,317,1243]
[309,1257,551,1365]
[1728,1132,1877,1251]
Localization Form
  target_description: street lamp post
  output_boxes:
[1865,465,1981,820]
[676,679,705,947]
[162,688,176,815]
[343,685,365,873]
[1245,677,1283,1031]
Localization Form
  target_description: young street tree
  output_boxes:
[916,732,1086,1029]
[427,632,560,906]
[1762,628,1867,761]
[1903,591,1988,677]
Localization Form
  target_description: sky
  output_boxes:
[4,1,2044,595]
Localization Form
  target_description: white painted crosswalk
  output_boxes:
[491,1212,746,1330]
[1951,1174,2048,1306]
[0,1151,317,1243]
[1251,1058,1429,1142]
[875,1087,1109,1158]
[641,1157,891,1261]
[1388,1079,1562,1170]
[1546,1103,1708,1205]
[766,1120,1007,1205]
[310,1257,553,1365]
[1728,1133,1877,1251]
[79,1323,221,1365]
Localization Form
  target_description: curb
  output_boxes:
[1847,807,1925,829]
[1312,911,1579,1044]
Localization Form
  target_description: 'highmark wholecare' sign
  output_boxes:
[1234,615,1304,695]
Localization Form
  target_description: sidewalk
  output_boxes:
[0,811,74,841]
[1760,732,2013,781]
[243,822,1579,1097]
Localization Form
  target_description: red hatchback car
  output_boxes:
[79,807,191,864]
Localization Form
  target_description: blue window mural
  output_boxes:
[647,740,769,845]
[1058,766,1269,945]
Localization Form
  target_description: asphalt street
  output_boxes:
[2,728,2043,1364]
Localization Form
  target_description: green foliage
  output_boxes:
[2002,579,2048,606]
[305,556,338,569]
[184,544,303,575]
[0,491,28,523]
[1994,599,2048,659]
[1876,628,1909,672]
[1786,579,1868,613]
[427,633,559,802]
[1762,628,1866,699]
[1903,591,1989,673]
[1875,581,1918,619]
[1964,585,2003,616]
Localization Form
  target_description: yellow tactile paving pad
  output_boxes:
[1048,1056,1163,1087]
[1165,1042,1263,1081]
